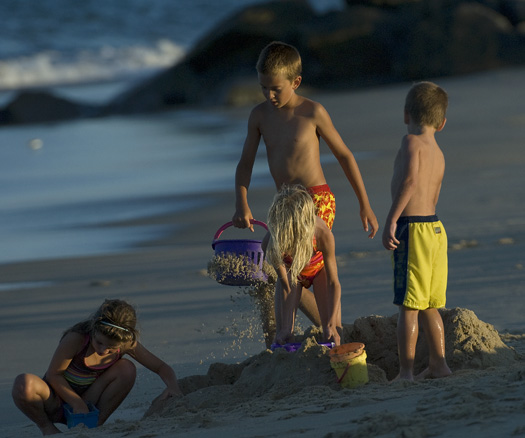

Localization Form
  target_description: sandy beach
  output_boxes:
[1,67,524,437]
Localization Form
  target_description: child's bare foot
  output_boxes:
[390,370,414,382]
[41,423,62,435]
[415,365,452,380]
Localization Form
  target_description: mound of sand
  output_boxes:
[144,339,343,420]
[145,307,518,420]
[345,308,518,379]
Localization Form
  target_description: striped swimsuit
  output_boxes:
[63,334,121,394]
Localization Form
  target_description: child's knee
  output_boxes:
[12,373,36,400]
[115,359,137,383]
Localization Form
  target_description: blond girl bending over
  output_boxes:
[263,184,342,346]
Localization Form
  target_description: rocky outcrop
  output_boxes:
[1,0,524,125]
[0,91,99,125]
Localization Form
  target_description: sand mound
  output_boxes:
[441,308,518,369]
[145,339,340,418]
[345,308,518,379]
[150,279,520,421]
[175,308,517,400]
[143,308,519,429]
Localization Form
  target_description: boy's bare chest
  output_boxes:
[260,114,317,149]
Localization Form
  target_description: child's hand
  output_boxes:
[71,400,90,414]
[152,387,183,404]
[274,329,294,346]
[232,208,254,231]
[360,207,379,239]
[382,223,400,250]
[323,326,341,346]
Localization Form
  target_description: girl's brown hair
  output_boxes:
[64,299,139,346]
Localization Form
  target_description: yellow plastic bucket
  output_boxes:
[329,342,368,388]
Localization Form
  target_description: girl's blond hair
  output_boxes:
[266,184,315,285]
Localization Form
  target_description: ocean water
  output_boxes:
[0,109,263,265]
[0,0,262,90]
[0,0,345,266]
[0,0,343,91]
[0,0,263,265]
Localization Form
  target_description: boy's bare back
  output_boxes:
[390,131,445,217]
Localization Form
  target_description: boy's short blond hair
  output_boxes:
[256,41,302,81]
[405,81,448,129]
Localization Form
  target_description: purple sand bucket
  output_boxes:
[271,342,335,352]
[211,220,268,286]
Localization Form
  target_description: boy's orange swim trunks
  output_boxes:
[307,184,336,230]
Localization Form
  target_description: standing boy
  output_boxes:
[232,41,378,331]
[382,81,452,380]
[232,41,377,237]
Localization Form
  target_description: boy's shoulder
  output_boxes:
[402,132,437,150]
[293,96,329,120]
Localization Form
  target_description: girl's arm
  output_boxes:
[316,222,342,345]
[128,342,182,400]
[45,332,90,413]
[274,264,300,344]
[263,232,301,344]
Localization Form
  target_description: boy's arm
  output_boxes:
[315,104,378,238]
[233,108,261,231]
[382,136,419,250]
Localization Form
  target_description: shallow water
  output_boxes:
[0,102,267,264]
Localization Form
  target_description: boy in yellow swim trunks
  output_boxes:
[382,81,452,381]
[232,41,378,327]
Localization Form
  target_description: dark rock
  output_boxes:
[106,0,316,114]
[447,3,514,74]
[500,0,525,25]
[1,0,524,125]
[346,0,422,7]
[298,6,400,87]
[0,90,99,125]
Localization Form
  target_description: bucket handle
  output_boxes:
[336,363,351,384]
[213,219,268,241]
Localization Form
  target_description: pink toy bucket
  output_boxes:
[211,220,268,286]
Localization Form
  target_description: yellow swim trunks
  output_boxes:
[392,215,448,310]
